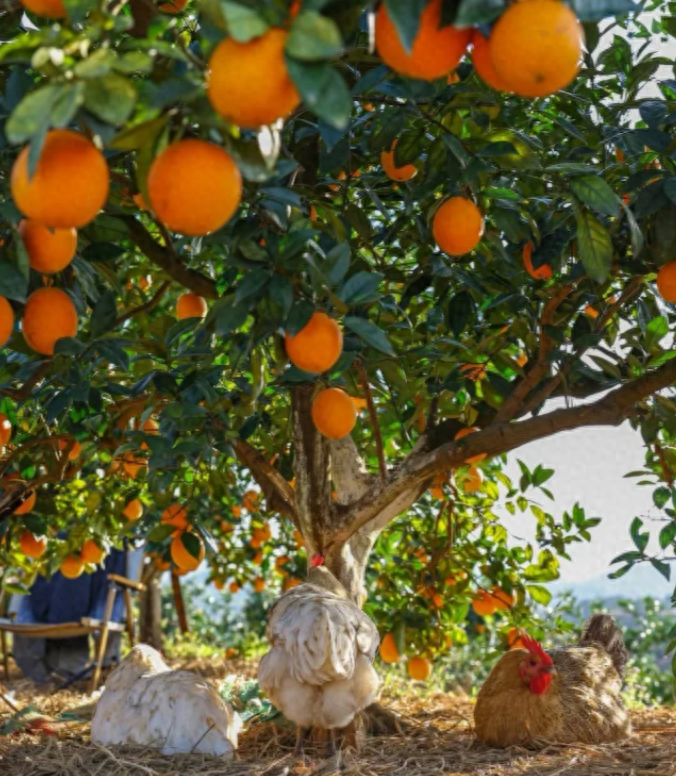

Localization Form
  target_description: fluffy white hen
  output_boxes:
[258,562,379,754]
[91,644,241,757]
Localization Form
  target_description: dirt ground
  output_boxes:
[1,656,676,776]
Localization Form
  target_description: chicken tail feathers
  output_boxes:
[579,613,628,680]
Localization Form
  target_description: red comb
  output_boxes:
[311,554,325,567]
[520,634,553,665]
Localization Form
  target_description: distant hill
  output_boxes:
[551,563,672,602]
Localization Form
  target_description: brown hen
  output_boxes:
[474,614,631,748]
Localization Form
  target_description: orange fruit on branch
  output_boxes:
[170,532,205,571]
[21,0,66,17]
[22,287,78,356]
[471,29,510,92]
[162,504,189,530]
[454,427,486,464]
[123,498,143,521]
[176,293,208,320]
[381,140,418,182]
[121,454,147,480]
[311,387,357,440]
[432,197,484,256]
[253,576,266,593]
[379,632,401,664]
[472,589,497,617]
[81,538,106,565]
[19,219,77,274]
[0,413,12,447]
[507,627,526,650]
[375,0,471,81]
[489,0,583,98]
[11,130,109,228]
[229,581,241,594]
[407,656,432,681]
[60,554,84,579]
[657,262,676,303]
[285,311,343,373]
[58,438,81,460]
[147,139,242,237]
[158,0,188,12]
[0,297,14,350]
[20,531,46,559]
[522,242,552,280]
[461,465,483,495]
[13,489,36,515]
[207,28,300,129]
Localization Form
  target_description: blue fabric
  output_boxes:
[16,549,127,625]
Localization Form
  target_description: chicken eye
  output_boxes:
[529,659,537,666]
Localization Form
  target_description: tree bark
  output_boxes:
[139,573,163,649]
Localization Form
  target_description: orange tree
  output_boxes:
[0,0,675,665]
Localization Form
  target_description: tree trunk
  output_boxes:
[139,573,163,649]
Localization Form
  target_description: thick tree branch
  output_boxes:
[119,215,219,299]
[334,356,676,545]
[232,439,298,527]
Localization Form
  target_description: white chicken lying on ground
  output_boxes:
[91,644,241,757]
[258,557,380,755]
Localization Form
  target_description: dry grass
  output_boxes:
[1,657,676,776]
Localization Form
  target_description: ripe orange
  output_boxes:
[0,413,12,447]
[407,656,432,681]
[58,438,81,460]
[432,197,484,256]
[472,589,498,617]
[275,555,291,570]
[139,417,159,450]
[657,263,676,303]
[379,632,401,664]
[207,29,300,129]
[229,581,241,594]
[584,303,600,319]
[0,297,14,349]
[454,427,486,464]
[20,531,46,559]
[616,148,625,163]
[507,627,526,649]
[489,0,583,98]
[214,578,225,591]
[176,293,208,320]
[81,538,106,565]
[471,30,509,91]
[21,0,66,16]
[285,311,343,373]
[22,287,78,356]
[491,586,514,611]
[158,0,188,11]
[14,489,36,515]
[311,387,357,440]
[121,454,147,479]
[123,498,143,521]
[253,576,266,593]
[293,528,305,548]
[461,465,483,495]
[522,242,553,280]
[381,141,418,182]
[431,593,444,609]
[162,504,189,530]
[170,532,205,571]
[60,554,84,579]
[11,130,109,228]
[447,70,459,85]
[375,0,471,81]
[18,220,77,274]
[283,576,302,591]
[516,351,528,368]
[147,139,242,237]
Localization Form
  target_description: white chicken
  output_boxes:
[258,560,380,755]
[91,644,241,757]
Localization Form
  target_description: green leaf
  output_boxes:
[382,0,427,52]
[630,516,649,553]
[340,272,383,305]
[286,300,314,336]
[287,10,343,60]
[619,198,644,258]
[0,260,27,302]
[654,485,671,509]
[526,584,552,605]
[146,524,175,543]
[62,0,97,22]
[575,210,612,283]
[344,316,395,356]
[74,48,116,78]
[109,116,169,151]
[91,290,118,340]
[454,0,505,26]
[650,558,671,581]
[286,59,350,130]
[569,0,636,22]
[269,275,294,315]
[6,84,80,144]
[220,1,269,42]
[235,269,270,304]
[84,74,137,125]
[659,521,676,550]
[570,176,620,216]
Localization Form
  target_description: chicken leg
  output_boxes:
[294,726,309,757]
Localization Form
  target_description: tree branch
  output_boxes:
[119,215,219,299]
[0,362,51,401]
[116,280,171,326]
[335,355,676,545]
[358,363,386,482]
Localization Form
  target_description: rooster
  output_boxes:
[91,644,241,756]
[257,558,380,755]
[474,614,631,748]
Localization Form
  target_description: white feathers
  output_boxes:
[91,644,241,757]
[258,567,380,730]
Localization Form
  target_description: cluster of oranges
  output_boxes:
[19,529,106,579]
[379,633,433,681]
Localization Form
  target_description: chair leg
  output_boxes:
[90,586,117,694]
[123,588,134,646]
[1,631,8,680]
